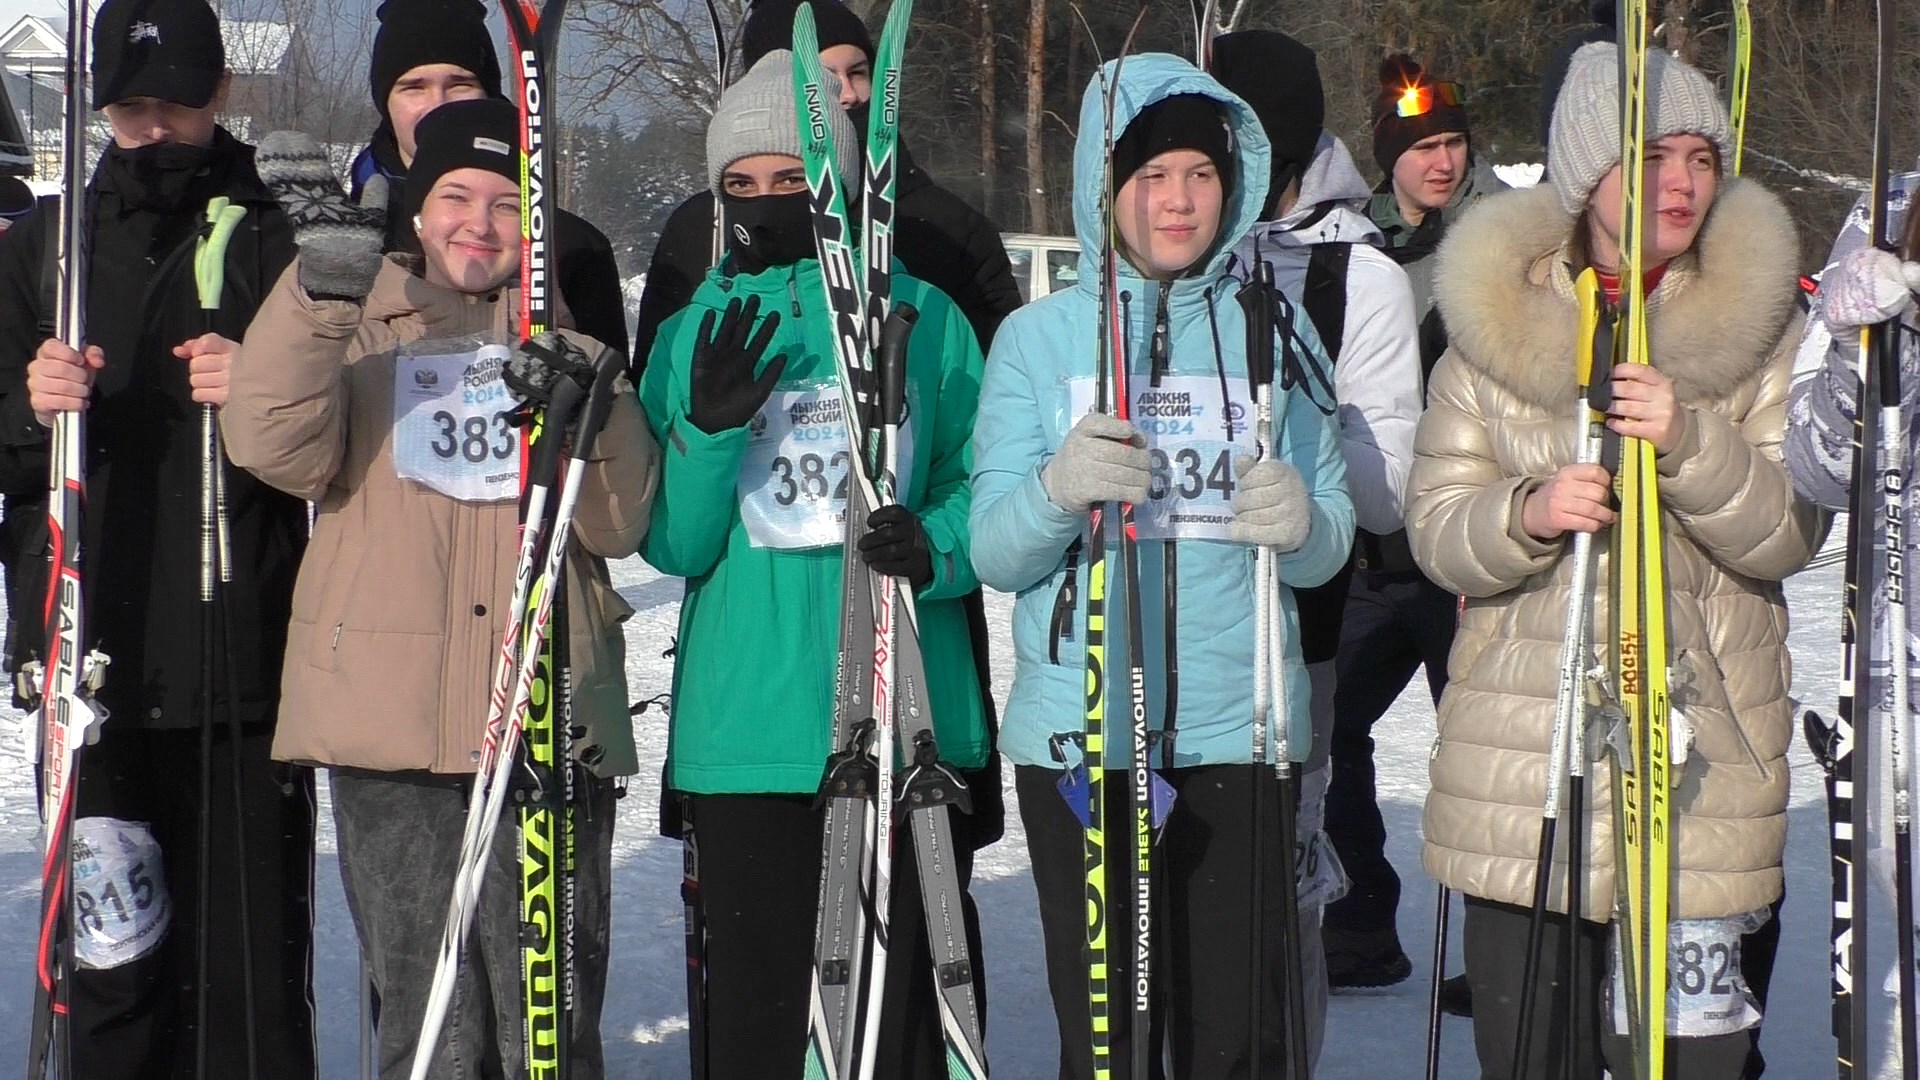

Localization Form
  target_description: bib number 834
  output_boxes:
[1148,447,1235,503]
[431,410,516,464]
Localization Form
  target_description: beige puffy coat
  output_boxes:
[223,258,659,777]
[1406,181,1828,921]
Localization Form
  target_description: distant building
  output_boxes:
[0,13,370,179]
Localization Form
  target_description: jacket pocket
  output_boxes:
[304,526,364,674]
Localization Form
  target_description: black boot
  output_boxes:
[1323,925,1413,989]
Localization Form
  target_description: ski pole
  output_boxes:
[1424,885,1450,1080]
[192,196,256,1080]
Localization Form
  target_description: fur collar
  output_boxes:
[1432,180,1800,408]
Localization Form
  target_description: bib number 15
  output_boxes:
[431,410,516,464]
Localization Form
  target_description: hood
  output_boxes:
[1070,52,1271,297]
[1433,179,1800,409]
[1264,133,1384,248]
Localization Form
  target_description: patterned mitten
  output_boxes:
[256,131,388,301]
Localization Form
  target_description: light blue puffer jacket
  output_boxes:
[969,53,1353,770]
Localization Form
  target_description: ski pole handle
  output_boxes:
[878,303,918,427]
[567,345,628,464]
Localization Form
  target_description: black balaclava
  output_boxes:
[101,134,229,212]
[722,191,815,274]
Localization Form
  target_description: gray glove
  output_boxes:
[257,130,388,301]
[1043,412,1150,513]
[1230,455,1311,552]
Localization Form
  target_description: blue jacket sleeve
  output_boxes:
[969,327,1086,592]
[637,315,751,579]
[1274,380,1354,589]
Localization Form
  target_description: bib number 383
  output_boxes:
[393,341,520,503]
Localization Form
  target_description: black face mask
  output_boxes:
[847,100,872,140]
[102,139,220,212]
[721,191,815,275]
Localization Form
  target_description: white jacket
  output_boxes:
[1225,133,1422,536]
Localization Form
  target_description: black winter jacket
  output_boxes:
[0,130,308,731]
[631,140,1021,367]
[351,132,630,366]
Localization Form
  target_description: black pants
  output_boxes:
[1461,896,1778,1080]
[1018,763,1313,1080]
[1323,572,1457,934]
[687,791,987,1078]
[69,725,317,1079]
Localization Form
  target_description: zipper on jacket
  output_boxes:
[1049,538,1083,665]
[786,276,803,318]
[1675,648,1767,780]
[1149,281,1172,387]
[332,623,342,650]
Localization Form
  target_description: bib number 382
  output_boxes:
[738,387,915,550]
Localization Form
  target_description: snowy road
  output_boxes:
[0,534,1892,1077]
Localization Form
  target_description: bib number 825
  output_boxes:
[1148,447,1235,503]
[431,410,516,463]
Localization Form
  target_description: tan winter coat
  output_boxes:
[1406,181,1828,921]
[223,257,659,777]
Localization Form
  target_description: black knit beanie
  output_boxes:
[740,0,874,71]
[1110,94,1235,192]
[1208,30,1322,218]
[405,97,519,217]
[368,0,504,121]
[1371,54,1471,177]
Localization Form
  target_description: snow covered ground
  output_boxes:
[0,526,1896,1077]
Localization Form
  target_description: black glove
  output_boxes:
[505,331,597,409]
[857,504,934,589]
[688,294,785,435]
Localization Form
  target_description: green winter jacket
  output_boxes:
[640,257,989,795]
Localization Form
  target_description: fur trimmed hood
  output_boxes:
[1432,180,1800,408]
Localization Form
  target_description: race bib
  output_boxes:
[1067,375,1253,542]
[1608,910,1767,1037]
[738,386,916,550]
[72,817,171,970]
[392,340,520,502]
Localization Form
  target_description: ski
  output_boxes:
[1830,3,1902,1075]
[28,0,103,1073]
[500,0,584,1073]
[792,7,885,1076]
[1728,0,1751,175]
[1055,14,1150,1078]
[1608,5,1676,1075]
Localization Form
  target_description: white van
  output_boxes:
[1001,232,1081,303]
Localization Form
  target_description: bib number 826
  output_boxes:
[1148,447,1235,503]
[431,410,516,463]
[771,451,852,505]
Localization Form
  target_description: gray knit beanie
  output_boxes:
[1547,41,1732,215]
[706,49,859,196]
